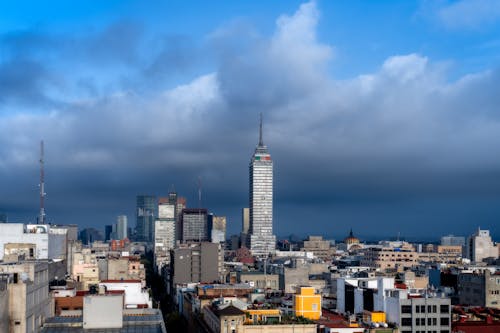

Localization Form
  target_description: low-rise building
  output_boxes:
[458,268,500,309]
[384,289,451,333]
[293,286,321,320]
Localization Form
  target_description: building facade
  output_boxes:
[182,208,209,242]
[135,195,157,242]
[466,228,497,263]
[170,242,224,286]
[458,269,500,309]
[248,116,276,256]
[116,215,128,240]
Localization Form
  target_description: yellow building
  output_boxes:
[293,286,321,320]
[244,308,281,324]
[362,310,386,324]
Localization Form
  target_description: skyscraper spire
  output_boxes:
[259,112,264,147]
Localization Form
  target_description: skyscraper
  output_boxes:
[136,195,157,242]
[248,115,276,256]
[116,215,128,240]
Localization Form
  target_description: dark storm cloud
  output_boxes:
[1,2,500,240]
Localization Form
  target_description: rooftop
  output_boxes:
[41,310,166,333]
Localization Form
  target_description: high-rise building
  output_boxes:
[116,215,128,240]
[136,195,157,242]
[105,225,113,241]
[181,208,209,242]
[466,228,497,263]
[154,193,177,270]
[248,115,276,256]
[240,207,250,248]
[175,196,187,242]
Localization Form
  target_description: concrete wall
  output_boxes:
[108,258,129,280]
[201,242,222,283]
[0,280,9,333]
[83,295,123,329]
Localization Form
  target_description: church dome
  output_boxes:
[344,229,360,245]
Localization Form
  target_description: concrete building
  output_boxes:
[116,215,128,240]
[301,236,335,261]
[361,244,418,271]
[0,223,66,261]
[240,207,250,248]
[458,268,500,309]
[466,228,497,263]
[71,248,100,290]
[170,242,224,286]
[0,261,51,333]
[135,195,157,242]
[336,277,394,314]
[181,208,209,242]
[0,279,9,333]
[99,280,152,308]
[293,286,321,320]
[384,289,451,333]
[238,271,280,290]
[248,116,276,256]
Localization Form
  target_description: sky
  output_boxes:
[1,0,500,241]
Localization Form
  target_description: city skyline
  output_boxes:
[1,1,500,239]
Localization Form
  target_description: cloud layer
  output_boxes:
[1,2,500,239]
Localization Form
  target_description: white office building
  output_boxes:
[466,228,497,263]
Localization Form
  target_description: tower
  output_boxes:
[248,114,276,256]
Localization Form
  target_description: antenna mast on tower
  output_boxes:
[38,140,46,224]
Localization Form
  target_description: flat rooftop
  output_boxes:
[41,310,166,333]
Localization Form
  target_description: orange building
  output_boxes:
[293,286,321,320]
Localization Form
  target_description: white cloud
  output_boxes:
[2,1,500,229]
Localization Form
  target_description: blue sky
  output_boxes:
[1,1,500,240]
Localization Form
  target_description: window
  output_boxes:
[440,317,449,326]
[416,318,421,326]
[428,318,433,325]
[428,305,432,313]
[401,318,412,326]
[440,305,449,313]
[420,305,426,313]
[433,305,437,313]
[433,318,437,325]
[416,305,420,313]
[440,330,450,333]
[402,305,412,313]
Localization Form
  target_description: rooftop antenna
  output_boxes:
[259,112,264,146]
[198,176,202,242]
[38,140,46,224]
